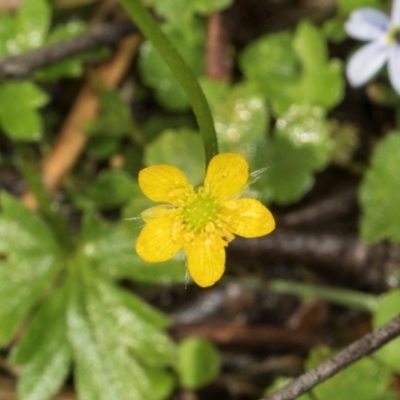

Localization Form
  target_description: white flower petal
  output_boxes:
[345,8,389,41]
[346,41,389,87]
[388,45,400,94]
[391,0,400,24]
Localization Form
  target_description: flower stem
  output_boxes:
[230,278,378,313]
[118,0,219,165]
[268,280,378,313]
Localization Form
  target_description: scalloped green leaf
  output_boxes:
[0,81,48,141]
[0,13,16,56]
[252,104,332,205]
[239,31,299,114]
[359,132,400,242]
[11,287,71,400]
[138,21,204,111]
[212,83,269,158]
[177,337,221,390]
[373,289,400,373]
[144,128,205,185]
[292,21,344,110]
[12,0,51,52]
[296,346,396,400]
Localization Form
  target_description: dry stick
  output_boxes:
[262,313,400,400]
[0,21,138,79]
[21,34,141,209]
[205,12,232,80]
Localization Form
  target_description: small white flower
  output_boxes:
[345,0,400,94]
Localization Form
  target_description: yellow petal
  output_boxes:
[136,217,182,262]
[222,198,275,238]
[184,238,225,287]
[204,153,248,201]
[139,165,194,205]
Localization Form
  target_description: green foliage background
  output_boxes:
[0,0,400,398]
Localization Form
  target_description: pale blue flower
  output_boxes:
[345,0,400,94]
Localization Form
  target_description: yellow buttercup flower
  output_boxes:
[135,153,275,287]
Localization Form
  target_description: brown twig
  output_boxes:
[0,21,138,79]
[171,322,322,350]
[21,33,140,209]
[262,313,400,400]
[205,12,232,80]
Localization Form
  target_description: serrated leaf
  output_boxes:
[373,289,400,373]
[144,129,205,185]
[67,270,121,400]
[81,211,184,284]
[11,287,71,400]
[12,0,51,52]
[177,337,220,389]
[0,193,63,345]
[138,21,204,111]
[0,258,58,346]
[67,265,175,400]
[0,81,48,141]
[252,104,332,205]
[88,272,177,366]
[0,192,61,255]
[359,133,400,242]
[296,346,396,400]
[212,83,269,158]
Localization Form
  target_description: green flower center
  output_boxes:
[182,188,219,232]
[387,26,400,44]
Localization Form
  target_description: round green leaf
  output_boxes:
[212,83,269,158]
[252,104,332,205]
[359,132,400,242]
[0,82,48,141]
[373,289,400,373]
[177,337,220,390]
[144,129,205,186]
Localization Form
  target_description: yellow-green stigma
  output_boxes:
[182,188,219,232]
[387,26,400,44]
